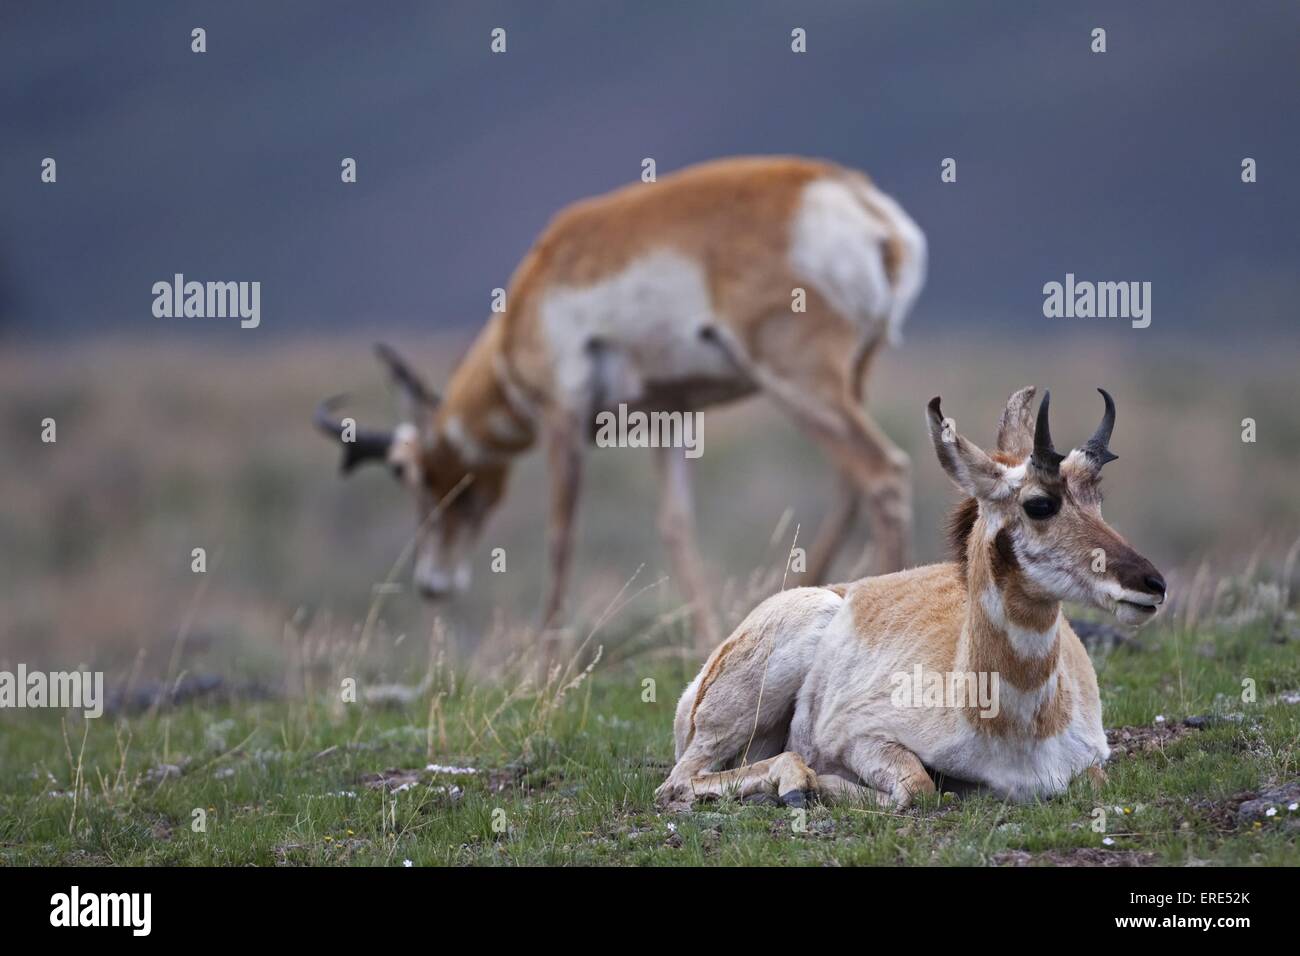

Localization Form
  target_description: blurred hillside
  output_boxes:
[2,0,1299,338]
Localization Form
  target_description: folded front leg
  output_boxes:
[844,739,936,808]
[678,751,820,807]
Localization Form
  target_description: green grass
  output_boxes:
[2,617,1298,867]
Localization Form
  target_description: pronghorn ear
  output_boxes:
[375,343,440,435]
[995,385,1037,459]
[927,397,1013,500]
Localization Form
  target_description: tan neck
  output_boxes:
[438,316,539,461]
[959,517,1067,735]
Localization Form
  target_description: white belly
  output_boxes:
[537,248,743,409]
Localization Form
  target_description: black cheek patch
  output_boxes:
[990,527,1020,580]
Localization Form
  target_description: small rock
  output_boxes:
[1236,782,1300,827]
[1181,713,1244,730]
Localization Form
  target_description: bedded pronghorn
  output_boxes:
[655,387,1167,808]
[315,156,926,644]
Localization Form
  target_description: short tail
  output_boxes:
[843,173,927,348]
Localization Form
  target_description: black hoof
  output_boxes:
[779,789,808,808]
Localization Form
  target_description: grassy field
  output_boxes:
[1,334,1297,866]
[2,600,1298,866]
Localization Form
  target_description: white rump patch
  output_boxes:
[788,178,926,344]
[788,179,892,330]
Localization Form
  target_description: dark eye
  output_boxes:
[1023,497,1060,520]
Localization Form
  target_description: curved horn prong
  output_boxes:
[375,342,440,409]
[1081,387,1118,468]
[996,385,1037,458]
[314,395,395,473]
[1031,390,1064,473]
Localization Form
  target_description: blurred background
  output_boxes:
[2,1,1297,677]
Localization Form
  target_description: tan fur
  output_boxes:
[656,387,1164,808]
[688,625,760,737]
[384,156,925,644]
[496,156,910,413]
[436,317,535,458]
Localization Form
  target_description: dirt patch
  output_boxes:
[1171,779,1300,832]
[992,847,1156,867]
[274,837,371,865]
[148,817,174,841]
[1105,718,1209,758]
[480,761,565,794]
[358,761,559,797]
[488,762,552,794]
[1181,792,1251,831]
[360,768,426,793]
[359,765,474,798]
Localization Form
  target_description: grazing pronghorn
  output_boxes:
[315,156,926,643]
[655,387,1167,808]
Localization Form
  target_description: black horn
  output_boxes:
[1031,390,1064,473]
[1081,387,1118,468]
[314,395,394,473]
[375,342,439,410]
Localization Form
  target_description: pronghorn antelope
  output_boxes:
[315,156,926,643]
[655,387,1167,808]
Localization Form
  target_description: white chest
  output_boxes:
[930,710,1108,801]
